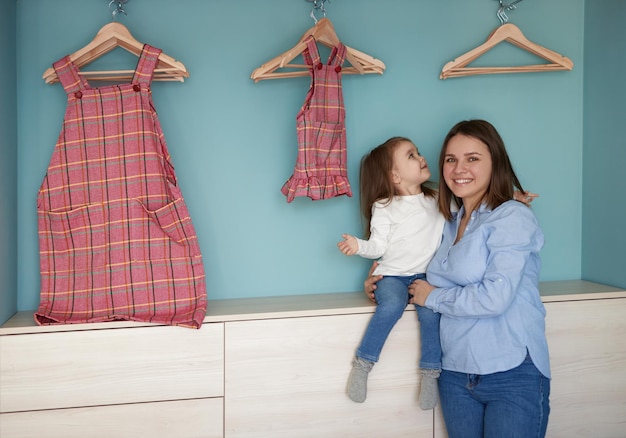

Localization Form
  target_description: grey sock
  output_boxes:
[347,357,374,403]
[419,368,440,410]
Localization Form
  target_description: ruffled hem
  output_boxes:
[281,175,352,203]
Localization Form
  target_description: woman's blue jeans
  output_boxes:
[356,274,441,370]
[439,353,550,438]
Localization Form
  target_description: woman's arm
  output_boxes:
[417,202,544,318]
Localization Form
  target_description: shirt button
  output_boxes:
[335,66,342,73]
[74,91,82,99]
[316,63,323,70]
[133,84,141,92]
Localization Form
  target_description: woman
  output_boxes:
[366,120,550,437]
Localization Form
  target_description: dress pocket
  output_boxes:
[39,203,107,272]
[129,197,201,262]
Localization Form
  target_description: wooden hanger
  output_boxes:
[251,17,385,82]
[440,22,573,79]
[42,22,189,84]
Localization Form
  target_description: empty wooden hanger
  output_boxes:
[251,17,385,82]
[440,22,573,79]
[42,22,189,84]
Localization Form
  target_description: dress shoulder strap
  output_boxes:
[52,56,90,94]
[301,35,322,68]
[132,44,163,85]
[328,42,347,67]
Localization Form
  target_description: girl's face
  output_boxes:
[391,141,431,195]
[443,134,493,211]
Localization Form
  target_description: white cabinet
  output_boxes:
[543,297,626,437]
[0,322,224,438]
[1,281,625,438]
[225,312,434,437]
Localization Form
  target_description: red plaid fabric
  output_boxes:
[35,45,207,328]
[281,35,353,202]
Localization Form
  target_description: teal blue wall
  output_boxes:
[6,0,600,316]
[582,1,626,288]
[0,0,18,324]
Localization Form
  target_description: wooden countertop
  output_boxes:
[1,280,625,335]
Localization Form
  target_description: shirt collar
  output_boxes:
[457,202,492,220]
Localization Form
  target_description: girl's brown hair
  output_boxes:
[437,120,525,220]
[360,137,437,237]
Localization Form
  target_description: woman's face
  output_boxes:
[443,134,492,211]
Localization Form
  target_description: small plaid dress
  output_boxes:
[281,35,353,202]
[35,45,207,328]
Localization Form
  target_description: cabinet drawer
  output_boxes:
[0,323,224,412]
[0,397,223,438]
[544,298,626,437]
[225,312,434,437]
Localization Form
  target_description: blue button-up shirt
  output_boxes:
[425,200,551,378]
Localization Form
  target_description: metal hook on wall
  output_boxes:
[306,0,330,24]
[497,0,524,24]
[109,0,129,21]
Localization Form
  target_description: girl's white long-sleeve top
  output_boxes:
[356,194,445,276]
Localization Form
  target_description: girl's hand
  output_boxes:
[408,279,435,307]
[337,234,359,256]
[364,261,382,303]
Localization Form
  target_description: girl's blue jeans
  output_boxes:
[356,274,441,370]
[439,352,550,438]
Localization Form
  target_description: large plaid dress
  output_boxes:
[35,45,207,328]
[281,35,353,202]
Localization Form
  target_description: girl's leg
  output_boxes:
[346,356,374,403]
[356,276,409,362]
[415,305,441,369]
[348,277,408,403]
[415,305,442,409]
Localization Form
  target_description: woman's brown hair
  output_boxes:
[360,137,437,237]
[437,120,525,220]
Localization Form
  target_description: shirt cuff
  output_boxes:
[424,288,441,311]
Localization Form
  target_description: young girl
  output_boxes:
[337,137,445,409]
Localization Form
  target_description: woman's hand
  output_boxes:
[408,279,435,307]
[364,261,382,303]
[514,191,539,206]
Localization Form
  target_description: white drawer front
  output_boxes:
[0,323,224,412]
[0,397,223,438]
[225,312,434,437]
[544,298,626,437]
